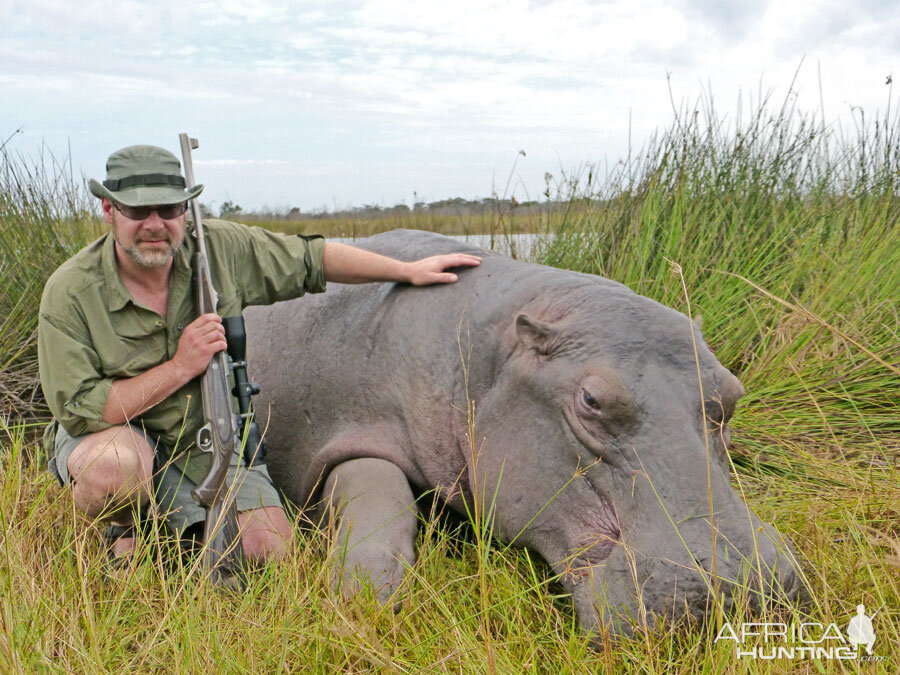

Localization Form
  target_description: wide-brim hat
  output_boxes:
[88,144,203,207]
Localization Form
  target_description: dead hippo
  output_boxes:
[245,229,805,636]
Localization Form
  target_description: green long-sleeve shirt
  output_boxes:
[38,219,325,474]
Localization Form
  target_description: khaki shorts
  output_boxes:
[49,422,284,536]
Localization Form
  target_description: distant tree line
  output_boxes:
[199,196,561,221]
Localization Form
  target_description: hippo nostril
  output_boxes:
[690,554,716,576]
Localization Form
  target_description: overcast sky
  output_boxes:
[3,0,898,212]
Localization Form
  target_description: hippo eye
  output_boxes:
[581,389,601,411]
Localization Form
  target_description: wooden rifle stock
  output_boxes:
[178,132,244,589]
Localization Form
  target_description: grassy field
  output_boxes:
[1,92,898,673]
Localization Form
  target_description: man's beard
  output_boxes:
[111,211,183,268]
[122,237,179,268]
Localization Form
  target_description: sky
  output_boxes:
[3,0,898,213]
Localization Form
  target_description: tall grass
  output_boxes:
[1,84,898,673]
[0,147,102,423]
[540,87,899,453]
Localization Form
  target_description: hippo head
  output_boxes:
[468,283,805,636]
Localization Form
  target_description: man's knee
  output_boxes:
[67,425,154,517]
[237,506,293,563]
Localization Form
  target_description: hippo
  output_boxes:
[244,229,805,636]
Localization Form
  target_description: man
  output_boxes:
[38,144,481,567]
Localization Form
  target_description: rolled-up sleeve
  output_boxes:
[230,225,327,306]
[38,310,114,436]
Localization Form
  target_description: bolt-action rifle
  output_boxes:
[178,133,267,588]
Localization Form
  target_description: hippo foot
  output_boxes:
[321,458,419,609]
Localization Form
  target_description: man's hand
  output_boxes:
[405,253,482,286]
[172,313,228,379]
[103,314,225,425]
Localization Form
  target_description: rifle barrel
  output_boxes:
[178,133,209,259]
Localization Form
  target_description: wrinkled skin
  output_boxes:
[246,230,806,636]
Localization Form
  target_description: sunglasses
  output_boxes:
[113,202,188,220]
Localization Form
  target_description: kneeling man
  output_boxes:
[39,144,480,567]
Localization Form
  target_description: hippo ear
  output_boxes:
[515,314,558,355]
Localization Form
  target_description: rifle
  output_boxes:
[179,132,266,589]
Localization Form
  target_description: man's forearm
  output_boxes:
[322,242,411,284]
[102,359,191,425]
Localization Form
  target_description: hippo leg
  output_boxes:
[320,458,418,607]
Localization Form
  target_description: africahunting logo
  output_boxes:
[714,603,887,662]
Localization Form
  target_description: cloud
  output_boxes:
[676,0,767,43]
[4,0,898,208]
[194,159,292,167]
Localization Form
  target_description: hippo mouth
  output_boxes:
[561,494,621,581]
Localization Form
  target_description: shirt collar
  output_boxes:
[101,233,132,312]
[177,223,195,270]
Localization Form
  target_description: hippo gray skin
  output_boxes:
[244,229,805,636]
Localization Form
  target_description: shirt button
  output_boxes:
[177,324,184,331]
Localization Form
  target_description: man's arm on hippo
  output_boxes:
[322,241,481,286]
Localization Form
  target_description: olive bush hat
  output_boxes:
[88,145,203,206]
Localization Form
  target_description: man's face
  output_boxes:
[103,199,187,269]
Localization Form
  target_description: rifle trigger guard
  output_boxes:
[197,423,214,453]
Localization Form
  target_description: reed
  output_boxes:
[0,146,102,423]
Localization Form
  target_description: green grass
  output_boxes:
[0,147,104,422]
[1,86,898,672]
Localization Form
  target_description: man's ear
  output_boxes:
[101,198,115,224]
